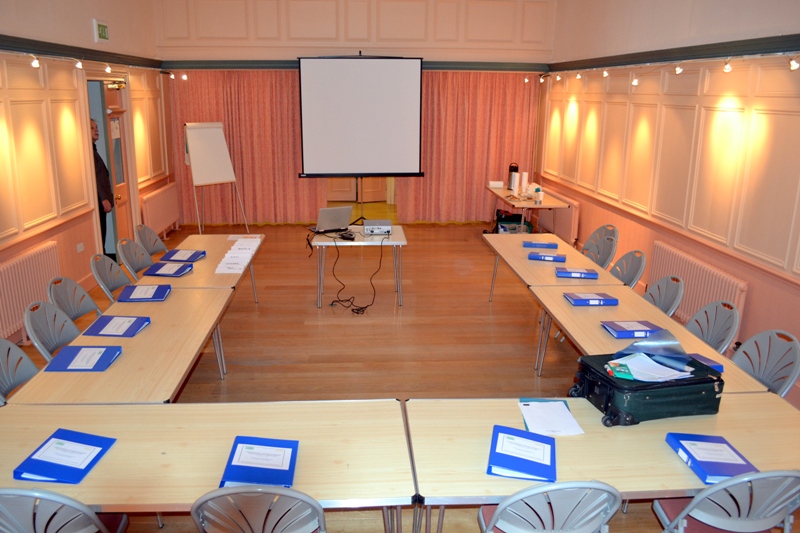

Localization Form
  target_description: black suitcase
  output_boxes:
[568,354,724,427]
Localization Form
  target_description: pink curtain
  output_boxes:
[397,71,539,223]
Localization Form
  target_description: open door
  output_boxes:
[106,112,133,242]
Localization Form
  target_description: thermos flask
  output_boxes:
[508,162,519,191]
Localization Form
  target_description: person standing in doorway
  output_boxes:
[91,118,115,261]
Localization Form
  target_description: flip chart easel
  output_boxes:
[184,122,249,234]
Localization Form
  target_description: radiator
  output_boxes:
[649,241,747,324]
[535,190,580,246]
[141,182,179,236]
[0,241,60,338]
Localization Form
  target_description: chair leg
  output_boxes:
[157,512,164,528]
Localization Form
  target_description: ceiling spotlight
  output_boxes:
[75,60,83,69]
[603,70,609,78]
[555,74,561,81]
[181,73,188,81]
[674,65,683,75]
[631,76,639,86]
[723,59,732,73]
[790,56,799,71]
[104,64,112,74]
[576,72,581,80]
[30,55,39,68]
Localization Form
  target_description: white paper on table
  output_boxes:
[100,316,136,336]
[518,401,584,436]
[67,347,105,370]
[216,263,246,274]
[32,438,102,469]
[232,443,292,470]
[130,285,158,299]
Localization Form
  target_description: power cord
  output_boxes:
[328,231,388,314]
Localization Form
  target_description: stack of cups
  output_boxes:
[520,172,529,195]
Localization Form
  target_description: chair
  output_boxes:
[609,250,646,288]
[24,301,80,363]
[91,254,132,303]
[478,481,622,533]
[686,300,740,354]
[117,238,154,281]
[732,330,800,397]
[0,338,39,405]
[136,223,168,256]
[644,275,684,317]
[652,470,800,533]
[191,485,326,533]
[0,487,128,533]
[581,224,618,269]
[48,276,102,322]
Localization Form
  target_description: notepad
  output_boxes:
[84,316,150,338]
[14,428,116,484]
[564,292,619,306]
[487,425,556,481]
[601,320,662,338]
[117,284,172,302]
[45,346,122,372]
[528,253,566,262]
[523,241,558,249]
[666,433,758,484]
[161,249,206,262]
[555,267,599,279]
[219,436,298,488]
[143,262,193,277]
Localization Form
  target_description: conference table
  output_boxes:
[406,394,800,533]
[311,225,407,307]
[10,288,234,405]
[0,399,416,530]
[486,186,570,234]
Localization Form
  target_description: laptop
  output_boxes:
[311,206,353,234]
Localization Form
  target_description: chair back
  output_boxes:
[136,224,168,255]
[609,250,646,288]
[581,225,618,269]
[191,485,326,533]
[0,338,39,404]
[117,238,154,281]
[686,300,740,354]
[732,330,800,397]
[0,488,122,533]
[48,276,102,322]
[478,481,622,533]
[91,254,132,303]
[644,275,684,317]
[24,301,80,363]
[653,470,800,533]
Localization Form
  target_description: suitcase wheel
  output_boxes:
[601,414,615,427]
[568,383,583,397]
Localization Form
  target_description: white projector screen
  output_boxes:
[299,57,423,178]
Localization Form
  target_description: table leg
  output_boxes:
[536,311,553,376]
[248,263,258,303]
[489,254,499,302]
[212,326,225,380]
[316,247,325,308]
[519,207,528,234]
[395,245,403,306]
[382,505,403,533]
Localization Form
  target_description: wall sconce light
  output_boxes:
[602,70,609,78]
[74,60,83,69]
[723,58,732,73]
[575,72,582,79]
[181,73,188,81]
[631,76,639,86]
[104,64,112,73]
[674,65,683,75]
[524,76,529,83]
[30,55,40,68]
[539,74,547,83]
[790,55,799,71]
[555,74,561,81]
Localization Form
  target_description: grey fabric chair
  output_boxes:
[0,338,39,405]
[0,487,128,533]
[686,300,740,354]
[191,485,326,533]
[609,250,646,288]
[644,275,684,317]
[24,301,80,363]
[117,238,154,281]
[652,470,800,533]
[732,330,800,397]
[581,225,618,269]
[90,254,132,303]
[478,481,622,533]
[136,223,168,256]
[48,276,102,322]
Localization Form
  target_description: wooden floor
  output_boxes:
[19,218,790,532]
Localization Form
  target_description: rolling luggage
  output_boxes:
[568,354,724,427]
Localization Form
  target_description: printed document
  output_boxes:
[156,263,183,275]
[129,285,158,299]
[681,440,746,464]
[519,401,584,436]
[31,438,102,470]
[67,347,105,370]
[232,443,292,470]
[495,432,551,465]
[100,316,137,336]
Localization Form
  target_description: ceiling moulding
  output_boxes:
[548,33,800,72]
[0,34,161,69]
[160,59,548,72]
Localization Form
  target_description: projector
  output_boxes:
[364,219,392,235]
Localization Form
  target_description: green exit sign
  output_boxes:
[93,19,109,42]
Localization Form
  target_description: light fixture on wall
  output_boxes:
[789,55,799,71]
[555,74,561,81]
[524,76,529,83]
[539,74,548,83]
[575,72,581,79]
[631,76,639,86]
[181,73,188,81]
[674,64,683,75]
[74,59,83,69]
[723,58,732,73]
[603,70,609,77]
[30,55,39,68]
[104,64,112,73]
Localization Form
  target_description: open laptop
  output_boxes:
[311,206,353,234]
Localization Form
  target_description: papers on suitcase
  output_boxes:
[606,353,693,381]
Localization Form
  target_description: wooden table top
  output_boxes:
[486,186,570,210]
[0,400,414,512]
[139,233,264,289]
[483,233,624,287]
[407,395,800,505]
[10,288,234,405]
[312,225,407,247]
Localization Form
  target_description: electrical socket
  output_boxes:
[77,242,84,253]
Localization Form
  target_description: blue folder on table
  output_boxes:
[528,253,566,262]
[45,346,122,372]
[219,436,299,488]
[523,241,558,249]
[555,267,599,279]
[14,428,116,484]
[564,292,619,306]
[143,262,193,277]
[161,249,206,262]
[84,316,150,338]
[117,284,172,302]
[486,425,556,482]
[666,433,757,484]
[601,320,662,338]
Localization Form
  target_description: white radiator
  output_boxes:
[141,182,179,236]
[0,241,60,338]
[649,241,747,324]
[535,190,580,246]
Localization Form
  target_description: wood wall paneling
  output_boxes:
[10,101,56,229]
[346,0,370,41]
[653,104,695,225]
[196,0,250,39]
[434,0,459,42]
[163,0,192,40]
[521,0,549,45]
[255,0,281,40]
[51,99,87,212]
[288,0,338,40]
[664,68,701,97]
[623,103,656,212]
[0,103,17,240]
[560,97,579,181]
[576,100,601,189]
[465,0,514,43]
[543,96,561,176]
[597,101,627,199]
[378,0,427,41]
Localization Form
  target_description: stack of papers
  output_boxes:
[216,237,260,274]
[606,353,693,381]
[518,400,584,436]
